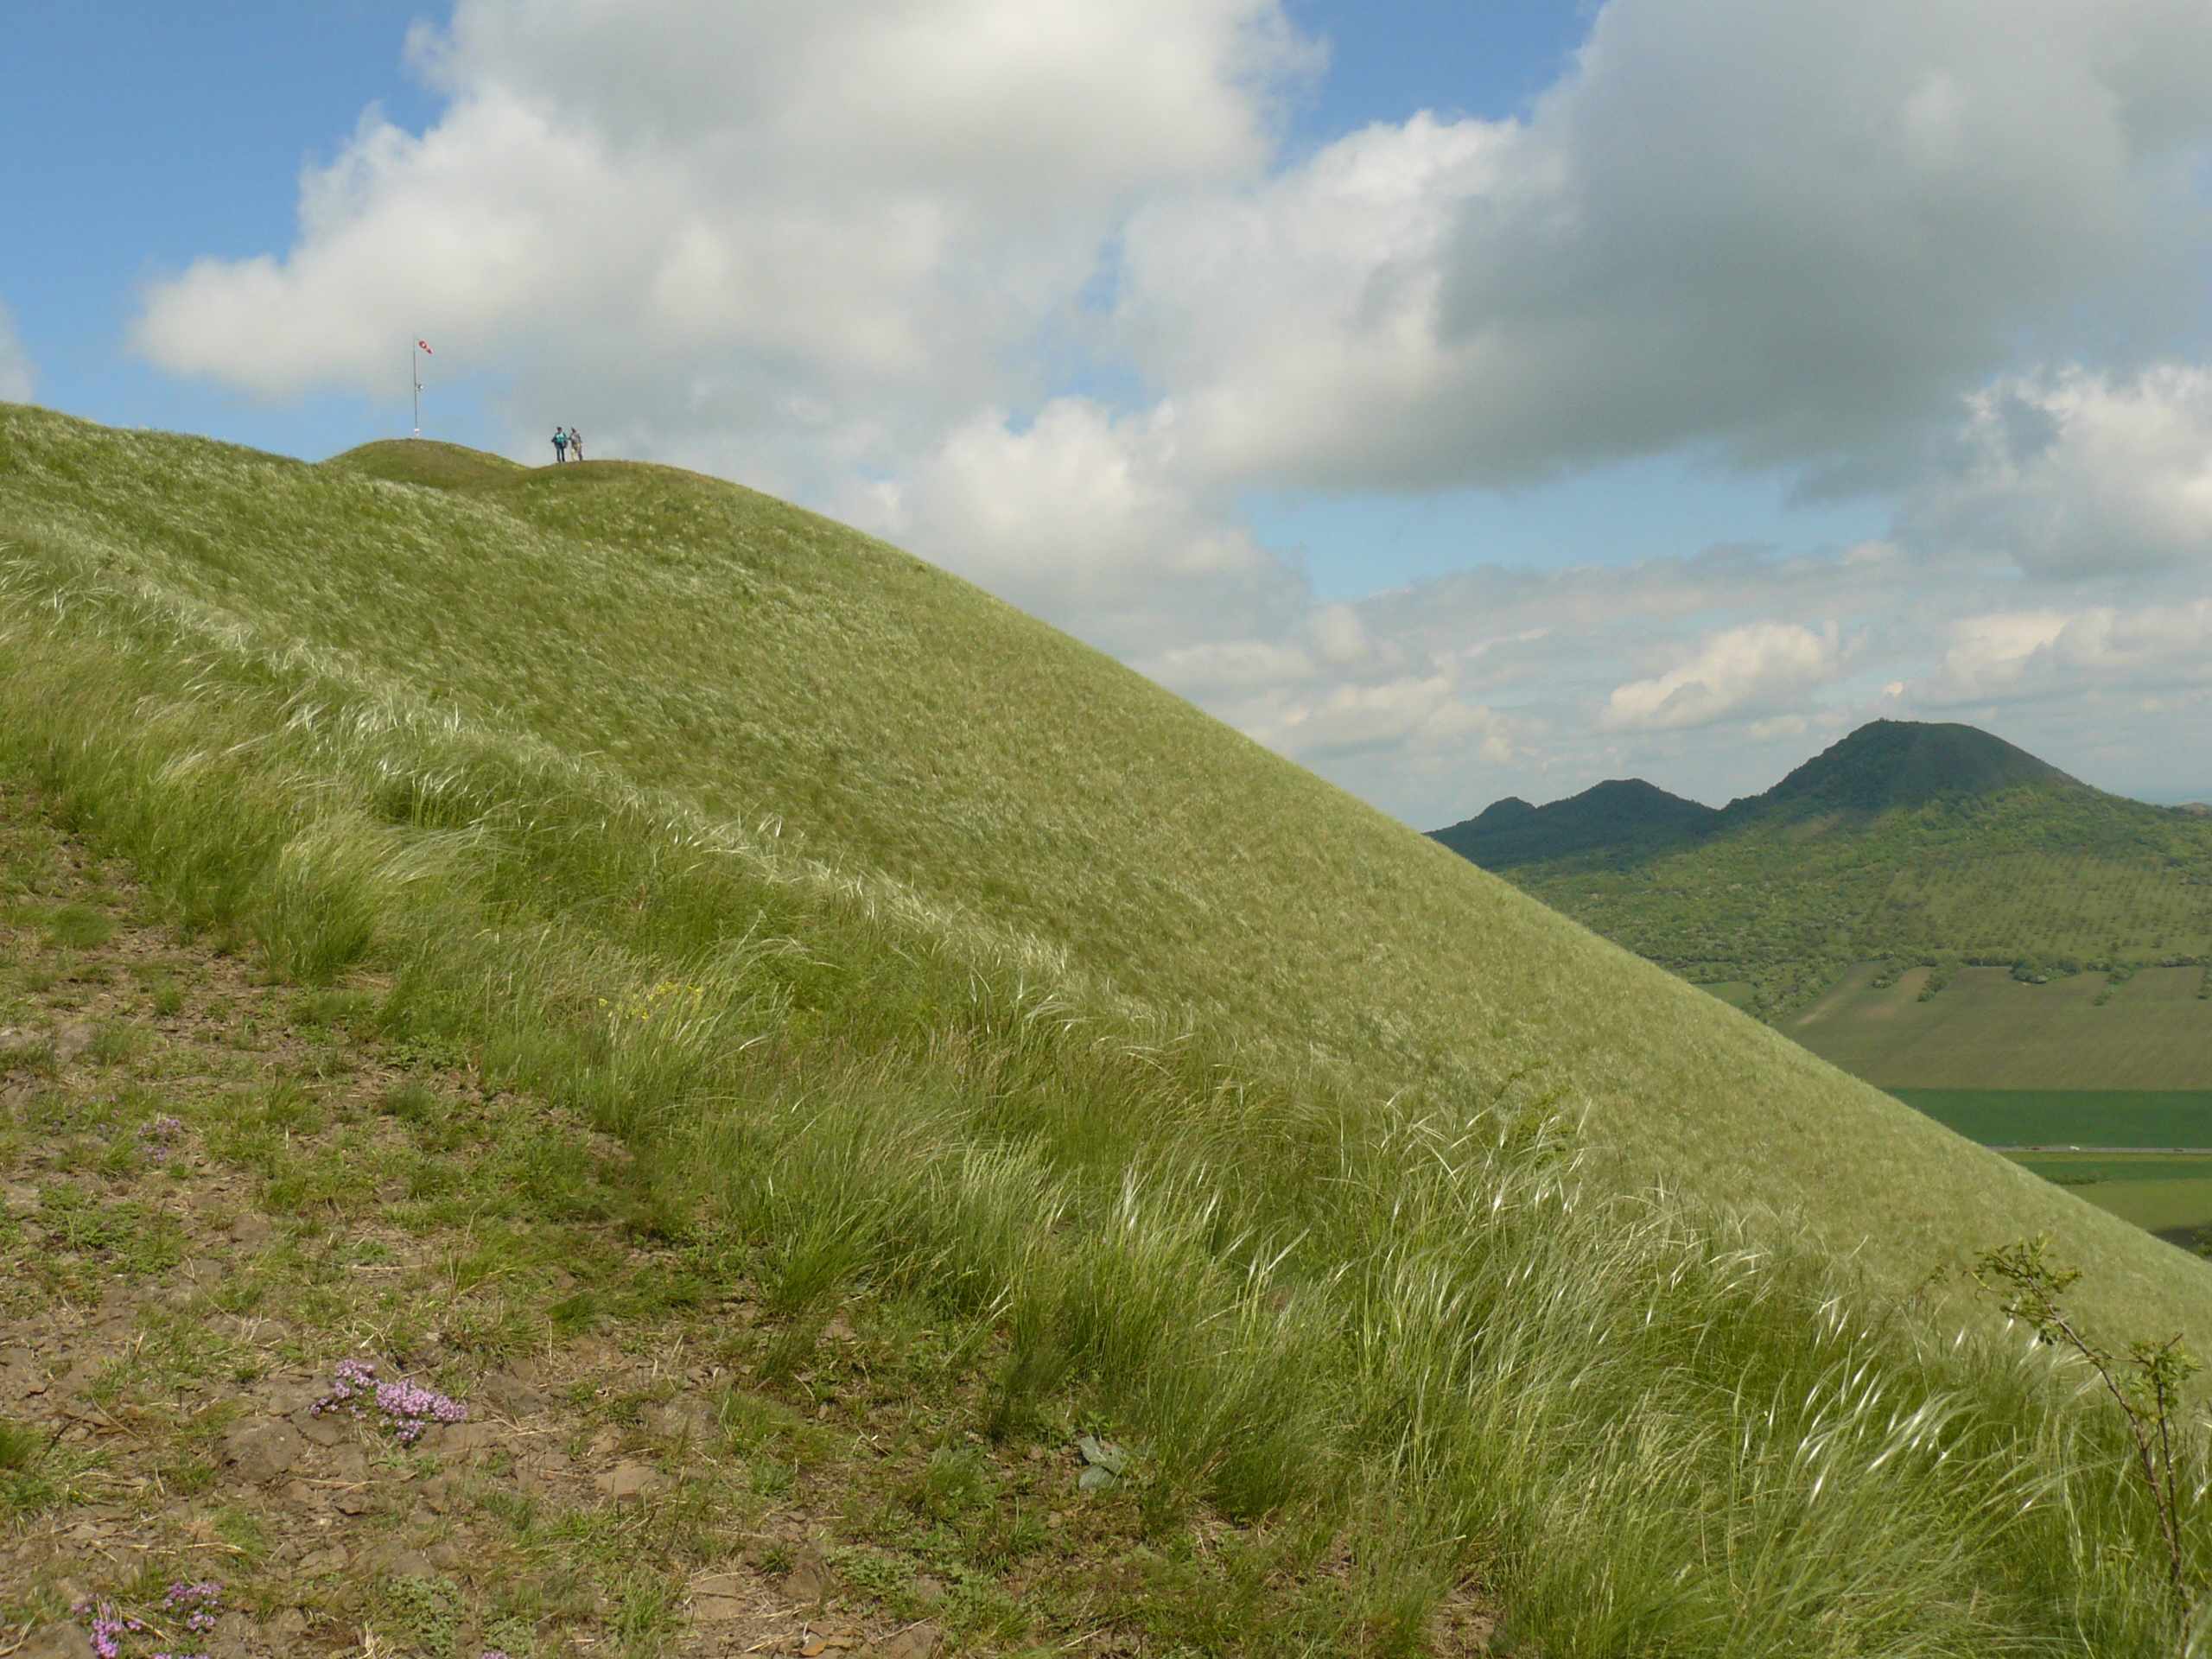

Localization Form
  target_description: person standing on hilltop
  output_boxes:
[569,426,583,462]
[552,426,569,463]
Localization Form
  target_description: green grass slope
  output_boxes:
[1433,722,2212,1022]
[4,408,2212,1651]
[0,414,2188,1320]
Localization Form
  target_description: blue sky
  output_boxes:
[3,2,2209,820]
[3,0,1759,598]
[3,2,1586,456]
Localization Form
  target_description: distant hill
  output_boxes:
[1437,721,2084,872]
[1431,720,2212,1025]
[1754,719,2076,814]
[1431,777,1715,868]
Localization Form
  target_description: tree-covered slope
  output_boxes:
[1433,721,2212,1019]
[5,410,2211,1652]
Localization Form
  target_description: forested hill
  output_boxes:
[1430,721,2212,1017]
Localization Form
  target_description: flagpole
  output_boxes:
[412,337,421,438]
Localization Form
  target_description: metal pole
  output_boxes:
[412,338,421,438]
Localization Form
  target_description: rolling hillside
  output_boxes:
[1433,720,2212,1030]
[5,408,2211,1652]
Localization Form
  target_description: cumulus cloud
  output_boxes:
[1600,621,1846,732]
[123,0,2212,817]
[1918,601,2212,704]
[0,296,35,403]
[843,397,1304,655]
[1908,365,2212,574]
[1116,0,2212,491]
[134,0,1310,477]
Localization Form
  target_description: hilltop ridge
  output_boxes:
[1431,777,1714,868]
[1433,718,2087,872]
[1751,719,2078,817]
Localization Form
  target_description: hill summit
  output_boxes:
[1757,719,2078,817]
[1432,719,2083,870]
[1434,777,1715,868]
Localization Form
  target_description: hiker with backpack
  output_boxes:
[552,427,569,463]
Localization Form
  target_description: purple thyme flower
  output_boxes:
[313,1360,465,1443]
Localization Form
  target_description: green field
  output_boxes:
[2005,1154,2212,1239]
[1893,1088,2212,1147]
[6,407,2212,1651]
[1788,963,2212,1090]
[1891,1089,2212,1243]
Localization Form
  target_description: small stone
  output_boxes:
[693,1572,746,1597]
[282,1478,318,1507]
[482,1372,548,1415]
[270,1608,309,1637]
[224,1417,305,1483]
[885,1621,941,1659]
[783,1544,832,1602]
[268,1379,324,1414]
[599,1462,665,1505]
[912,1575,944,1606]
[212,1611,256,1659]
[432,1421,494,1456]
[384,1548,438,1578]
[426,1541,463,1571]
[652,1396,718,1440]
[54,1022,98,1062]
[334,1488,376,1516]
[293,1406,345,1446]
[227,1212,270,1246]
[331,1443,370,1481]
[23,1620,96,1659]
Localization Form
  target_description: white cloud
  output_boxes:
[122,0,2212,818]
[1909,365,2212,574]
[1116,0,2212,491]
[1918,601,2212,704]
[134,0,1310,473]
[842,397,1305,656]
[0,296,35,403]
[1600,620,1845,732]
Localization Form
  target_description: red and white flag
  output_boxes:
[416,340,433,354]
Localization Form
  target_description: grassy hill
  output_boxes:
[5,409,2212,1653]
[1433,721,2212,1028]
